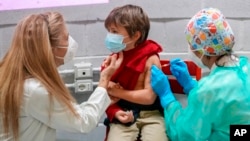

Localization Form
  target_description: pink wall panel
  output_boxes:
[0,0,109,11]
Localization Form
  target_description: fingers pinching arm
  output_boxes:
[150,65,175,108]
[99,52,123,88]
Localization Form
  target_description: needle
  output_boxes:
[162,63,170,67]
[161,60,184,67]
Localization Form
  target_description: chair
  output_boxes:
[160,60,202,94]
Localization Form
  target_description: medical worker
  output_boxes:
[151,7,250,141]
[0,12,123,141]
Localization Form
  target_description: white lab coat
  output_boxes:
[0,78,111,141]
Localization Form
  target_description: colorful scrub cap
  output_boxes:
[185,7,235,56]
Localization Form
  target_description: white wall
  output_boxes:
[1,0,250,140]
[1,0,250,68]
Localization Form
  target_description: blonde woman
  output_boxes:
[0,12,123,141]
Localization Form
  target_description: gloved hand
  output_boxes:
[151,65,175,108]
[170,58,197,94]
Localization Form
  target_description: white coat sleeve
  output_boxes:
[25,84,111,133]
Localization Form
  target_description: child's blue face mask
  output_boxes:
[105,33,127,53]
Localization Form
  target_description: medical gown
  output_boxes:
[164,56,250,141]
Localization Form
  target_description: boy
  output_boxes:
[102,4,168,141]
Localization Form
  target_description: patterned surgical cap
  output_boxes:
[185,7,235,56]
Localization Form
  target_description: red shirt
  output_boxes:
[102,40,163,121]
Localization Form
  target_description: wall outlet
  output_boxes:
[75,79,93,93]
[76,68,92,78]
[74,62,93,79]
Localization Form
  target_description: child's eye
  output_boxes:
[110,30,118,34]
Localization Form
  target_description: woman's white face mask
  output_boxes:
[55,36,78,64]
[188,47,207,69]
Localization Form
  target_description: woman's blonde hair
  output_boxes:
[0,12,78,140]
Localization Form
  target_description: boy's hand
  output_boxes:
[115,110,134,124]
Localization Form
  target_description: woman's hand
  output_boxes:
[108,81,122,105]
[170,58,197,94]
[115,110,134,124]
[151,65,176,108]
[98,52,123,88]
[107,82,123,98]
[108,81,122,89]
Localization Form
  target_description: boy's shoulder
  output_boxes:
[138,39,163,53]
[144,54,161,71]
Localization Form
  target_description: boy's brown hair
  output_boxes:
[105,4,150,45]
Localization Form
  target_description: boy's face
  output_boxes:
[107,23,137,51]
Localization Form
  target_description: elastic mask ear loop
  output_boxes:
[120,35,130,46]
[199,50,209,68]
[54,36,70,60]
[191,48,207,69]
[55,55,64,60]
[122,34,136,48]
[124,40,133,46]
[54,46,68,60]
[199,50,205,61]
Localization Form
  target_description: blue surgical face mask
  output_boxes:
[105,33,127,53]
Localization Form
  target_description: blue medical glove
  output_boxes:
[170,58,197,94]
[151,65,175,108]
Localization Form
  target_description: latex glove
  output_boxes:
[170,58,197,94]
[151,65,175,108]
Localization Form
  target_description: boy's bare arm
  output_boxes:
[144,54,162,102]
[107,55,161,105]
